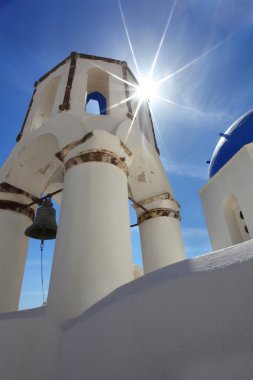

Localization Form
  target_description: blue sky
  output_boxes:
[1,0,253,309]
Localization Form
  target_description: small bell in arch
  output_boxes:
[25,197,57,240]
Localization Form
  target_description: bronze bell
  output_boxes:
[25,198,57,240]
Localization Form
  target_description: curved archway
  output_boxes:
[85,68,109,115]
[222,195,250,244]
[6,133,62,197]
[86,91,107,115]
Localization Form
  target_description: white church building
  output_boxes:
[200,110,253,250]
[0,53,252,379]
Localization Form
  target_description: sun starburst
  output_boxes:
[106,0,237,144]
[136,77,158,101]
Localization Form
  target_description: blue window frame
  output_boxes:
[86,92,107,115]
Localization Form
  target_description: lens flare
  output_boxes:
[136,77,157,101]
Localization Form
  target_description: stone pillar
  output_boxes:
[135,193,185,274]
[0,191,34,312]
[47,131,134,319]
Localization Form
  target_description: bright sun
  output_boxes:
[136,77,158,101]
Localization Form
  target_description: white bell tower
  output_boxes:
[0,52,185,317]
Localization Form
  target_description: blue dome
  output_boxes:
[209,109,253,178]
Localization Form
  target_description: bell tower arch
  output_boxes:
[0,52,185,316]
[31,76,61,130]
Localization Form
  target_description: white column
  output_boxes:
[48,132,134,319]
[0,196,33,312]
[135,194,185,274]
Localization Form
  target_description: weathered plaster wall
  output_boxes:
[0,240,253,379]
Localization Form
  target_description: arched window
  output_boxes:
[86,91,106,115]
[32,76,60,130]
[85,68,109,115]
[222,195,250,245]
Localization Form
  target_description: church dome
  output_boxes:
[209,109,253,178]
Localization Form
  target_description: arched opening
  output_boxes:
[32,76,60,130]
[223,195,250,245]
[86,92,107,115]
[85,68,109,115]
[7,133,62,197]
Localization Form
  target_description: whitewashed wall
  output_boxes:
[0,240,253,379]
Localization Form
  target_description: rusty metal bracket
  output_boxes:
[64,149,128,176]
[128,196,147,212]
[138,207,181,225]
[26,188,63,207]
[0,200,35,220]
